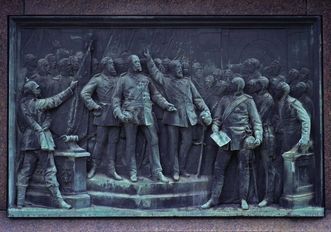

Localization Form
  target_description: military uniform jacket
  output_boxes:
[112,72,170,126]
[275,96,311,151]
[20,87,74,151]
[214,94,263,150]
[147,59,210,128]
[81,73,120,126]
[252,91,274,126]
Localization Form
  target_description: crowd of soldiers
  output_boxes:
[16,45,313,210]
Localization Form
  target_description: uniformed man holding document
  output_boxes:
[201,76,263,210]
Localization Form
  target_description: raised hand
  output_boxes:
[69,80,79,89]
[143,48,152,60]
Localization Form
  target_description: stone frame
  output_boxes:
[7,15,324,218]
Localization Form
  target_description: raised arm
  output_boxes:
[144,49,166,86]
[35,81,77,111]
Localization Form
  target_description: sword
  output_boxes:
[196,124,206,177]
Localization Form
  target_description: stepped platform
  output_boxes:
[87,174,212,209]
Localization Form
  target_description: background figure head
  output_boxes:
[242,58,261,75]
[204,75,215,89]
[45,53,57,71]
[162,58,171,74]
[56,48,70,63]
[181,60,190,76]
[192,62,203,79]
[128,55,142,73]
[69,55,80,75]
[263,59,281,77]
[92,58,99,74]
[287,68,300,84]
[275,81,290,99]
[75,51,84,63]
[291,81,307,98]
[100,56,116,76]
[23,54,37,72]
[23,80,41,97]
[299,67,310,81]
[154,58,166,74]
[230,76,245,94]
[58,58,71,77]
[246,76,269,94]
[169,60,183,79]
[222,69,234,81]
[37,58,50,76]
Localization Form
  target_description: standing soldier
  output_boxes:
[144,49,212,181]
[246,77,276,207]
[16,80,78,209]
[201,77,262,210]
[81,57,122,180]
[273,81,311,201]
[112,54,176,183]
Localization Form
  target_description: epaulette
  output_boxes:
[92,73,101,78]
[120,72,127,77]
[243,93,253,99]
[288,96,297,103]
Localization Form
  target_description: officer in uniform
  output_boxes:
[16,80,78,209]
[112,54,176,183]
[201,77,262,210]
[273,81,311,201]
[144,49,212,181]
[81,56,122,180]
[246,77,276,207]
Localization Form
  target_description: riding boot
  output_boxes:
[49,186,72,209]
[107,161,122,180]
[16,186,27,209]
[87,159,98,179]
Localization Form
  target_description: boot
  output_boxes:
[180,170,190,178]
[153,172,169,183]
[258,199,269,208]
[173,172,180,181]
[201,176,224,209]
[201,198,217,209]
[107,163,122,181]
[54,197,72,209]
[87,160,97,179]
[130,171,138,182]
[49,186,72,209]
[16,186,27,209]
[241,199,249,210]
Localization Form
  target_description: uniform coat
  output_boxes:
[213,94,263,150]
[147,59,210,128]
[112,72,170,126]
[81,73,120,126]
